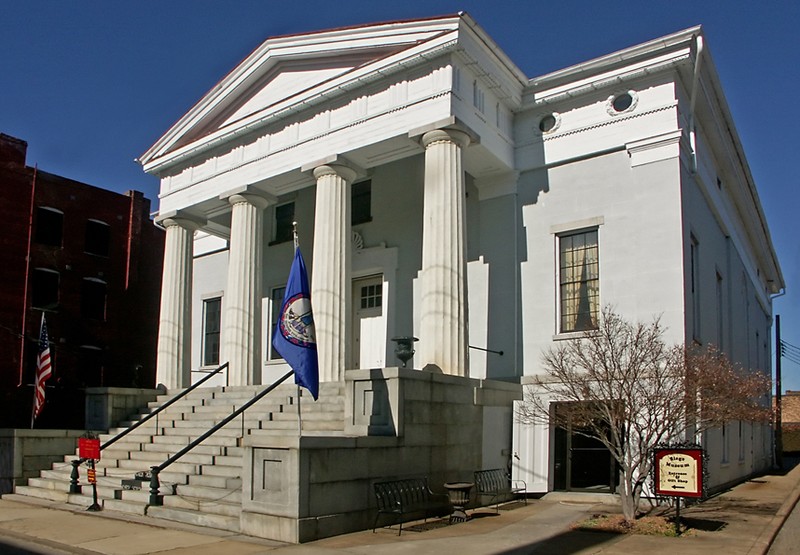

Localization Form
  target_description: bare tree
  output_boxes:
[518,307,772,522]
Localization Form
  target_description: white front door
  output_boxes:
[352,274,385,369]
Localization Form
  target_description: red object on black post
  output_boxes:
[78,437,101,461]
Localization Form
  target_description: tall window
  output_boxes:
[716,271,724,350]
[351,180,372,225]
[722,422,730,464]
[273,202,295,244]
[559,230,599,333]
[755,331,760,370]
[269,286,286,360]
[35,207,64,247]
[691,235,700,340]
[85,219,110,257]
[32,268,59,310]
[738,421,745,461]
[81,278,107,320]
[202,297,221,366]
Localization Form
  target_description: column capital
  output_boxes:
[225,192,272,210]
[220,187,276,210]
[156,210,205,232]
[313,164,358,184]
[421,128,471,150]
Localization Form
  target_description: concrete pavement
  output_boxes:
[1,460,799,555]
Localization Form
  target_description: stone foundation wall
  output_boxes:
[0,429,84,494]
[85,387,162,432]
[241,367,521,543]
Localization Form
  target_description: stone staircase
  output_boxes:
[9,381,346,532]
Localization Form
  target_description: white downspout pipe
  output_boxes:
[689,35,704,174]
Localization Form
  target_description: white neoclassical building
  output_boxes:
[138,12,783,535]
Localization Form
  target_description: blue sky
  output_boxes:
[2,1,798,389]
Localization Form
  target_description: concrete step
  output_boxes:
[210,455,242,467]
[248,428,348,438]
[189,474,242,489]
[25,477,66,491]
[146,504,240,532]
[266,410,344,422]
[163,494,240,516]
[158,418,270,430]
[255,419,344,431]
[150,434,238,447]
[174,484,241,504]
[141,443,225,456]
[198,464,241,478]
[110,459,199,475]
[101,449,216,466]
[12,485,68,503]
[103,497,148,515]
[41,469,71,481]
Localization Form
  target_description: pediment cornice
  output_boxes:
[140,17,465,173]
[139,13,527,175]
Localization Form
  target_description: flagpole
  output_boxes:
[30,314,44,429]
[293,221,302,437]
[20,165,38,388]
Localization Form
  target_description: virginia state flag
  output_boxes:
[272,248,319,400]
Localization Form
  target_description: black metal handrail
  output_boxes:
[101,362,230,452]
[70,362,230,495]
[148,369,294,505]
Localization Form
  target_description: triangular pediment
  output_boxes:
[139,15,467,169]
[175,51,399,151]
[221,57,371,128]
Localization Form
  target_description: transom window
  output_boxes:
[559,230,599,333]
[360,283,382,309]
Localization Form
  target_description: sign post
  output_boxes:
[653,446,705,535]
[78,432,102,511]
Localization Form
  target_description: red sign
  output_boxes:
[79,438,101,460]
[87,468,97,484]
[654,448,703,498]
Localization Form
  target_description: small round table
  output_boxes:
[444,482,474,523]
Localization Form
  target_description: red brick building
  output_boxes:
[0,133,164,429]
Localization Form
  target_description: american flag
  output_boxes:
[32,314,53,426]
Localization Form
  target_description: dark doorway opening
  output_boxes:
[553,402,618,492]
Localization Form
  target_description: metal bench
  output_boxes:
[473,468,527,511]
[373,477,451,535]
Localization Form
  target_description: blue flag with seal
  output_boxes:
[272,247,319,400]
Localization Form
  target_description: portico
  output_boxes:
[141,15,520,390]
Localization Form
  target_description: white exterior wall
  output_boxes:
[677,77,775,483]
[191,233,228,386]
[144,17,782,501]
[518,78,688,373]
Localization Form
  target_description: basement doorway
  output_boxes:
[552,402,618,492]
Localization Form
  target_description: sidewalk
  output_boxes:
[1,461,799,555]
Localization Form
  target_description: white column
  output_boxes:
[419,129,471,376]
[155,217,200,390]
[312,164,357,383]
[222,193,270,386]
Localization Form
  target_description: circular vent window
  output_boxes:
[607,91,638,115]
[613,93,633,112]
[537,112,560,134]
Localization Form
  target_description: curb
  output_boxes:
[747,464,800,554]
